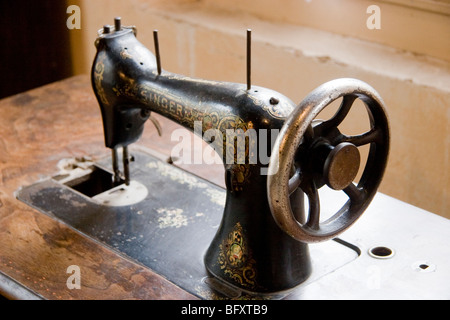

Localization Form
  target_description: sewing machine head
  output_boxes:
[91,17,390,295]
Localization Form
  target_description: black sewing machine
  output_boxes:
[17,17,396,299]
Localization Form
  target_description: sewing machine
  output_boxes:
[8,18,450,300]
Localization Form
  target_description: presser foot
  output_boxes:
[112,146,133,186]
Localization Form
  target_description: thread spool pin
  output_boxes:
[153,30,162,75]
[114,17,121,31]
[247,29,252,91]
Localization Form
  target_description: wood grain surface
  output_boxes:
[0,75,225,300]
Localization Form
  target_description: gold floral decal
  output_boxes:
[120,48,132,60]
[218,223,257,289]
[245,89,294,119]
[93,51,109,106]
[114,81,254,190]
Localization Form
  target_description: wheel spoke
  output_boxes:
[304,182,320,230]
[315,95,356,133]
[338,127,381,146]
[343,183,364,203]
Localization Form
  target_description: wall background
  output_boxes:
[69,0,450,217]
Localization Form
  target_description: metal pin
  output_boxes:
[123,146,131,186]
[247,29,252,91]
[114,17,122,31]
[153,30,162,75]
[112,148,121,184]
[103,25,112,34]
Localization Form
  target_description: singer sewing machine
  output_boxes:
[3,18,449,300]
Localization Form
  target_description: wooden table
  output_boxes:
[0,75,209,300]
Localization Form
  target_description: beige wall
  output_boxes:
[203,0,450,63]
[67,0,450,218]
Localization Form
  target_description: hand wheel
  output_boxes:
[267,78,390,243]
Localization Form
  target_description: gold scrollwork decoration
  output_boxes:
[218,223,257,289]
[93,52,110,106]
